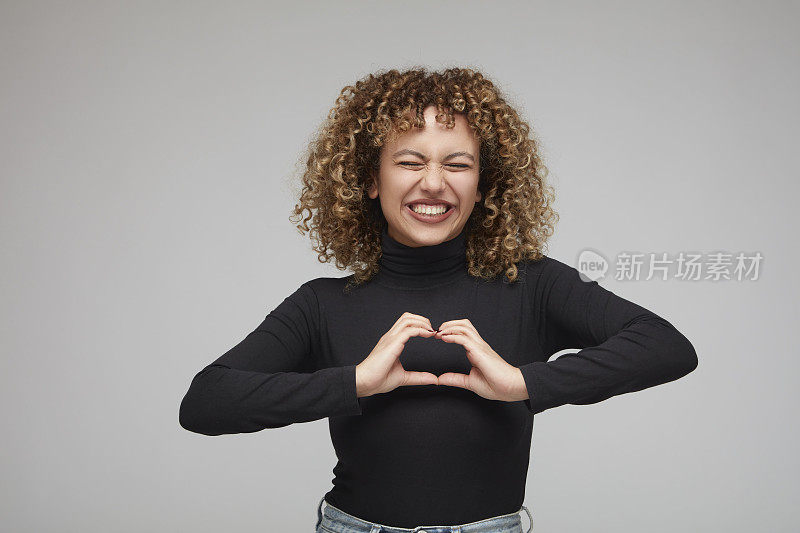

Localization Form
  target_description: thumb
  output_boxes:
[436,372,470,390]
[403,371,440,387]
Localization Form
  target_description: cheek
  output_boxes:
[382,174,415,197]
[456,180,481,203]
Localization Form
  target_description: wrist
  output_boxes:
[509,367,530,402]
[355,364,363,397]
[355,364,371,398]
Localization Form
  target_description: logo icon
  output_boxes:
[577,249,608,282]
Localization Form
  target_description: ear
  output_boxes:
[475,188,482,203]
[367,170,378,200]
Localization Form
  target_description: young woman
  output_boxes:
[179,67,698,533]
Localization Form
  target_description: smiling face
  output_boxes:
[368,105,482,248]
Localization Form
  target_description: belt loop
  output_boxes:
[315,496,326,530]
[521,504,533,533]
[369,525,382,533]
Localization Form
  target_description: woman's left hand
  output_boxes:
[434,319,529,402]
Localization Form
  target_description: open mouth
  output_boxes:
[405,202,455,221]
[406,202,454,216]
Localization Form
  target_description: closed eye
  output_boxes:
[398,162,470,169]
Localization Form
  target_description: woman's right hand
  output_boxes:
[355,312,440,398]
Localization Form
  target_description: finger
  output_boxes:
[396,313,435,332]
[406,319,436,333]
[400,312,433,328]
[437,372,471,390]
[393,316,435,335]
[402,371,440,387]
[436,325,478,343]
[437,318,468,330]
[401,325,438,343]
[437,330,482,362]
[437,330,469,348]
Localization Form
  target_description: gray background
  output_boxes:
[1,1,797,531]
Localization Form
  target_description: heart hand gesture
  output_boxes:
[434,318,529,402]
[355,312,440,397]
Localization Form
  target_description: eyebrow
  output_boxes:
[391,149,475,162]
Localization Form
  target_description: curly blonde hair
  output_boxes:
[288,66,559,291]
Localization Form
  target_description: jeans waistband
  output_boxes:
[315,495,533,533]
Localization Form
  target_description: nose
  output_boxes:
[419,167,447,193]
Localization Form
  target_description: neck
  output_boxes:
[374,225,468,289]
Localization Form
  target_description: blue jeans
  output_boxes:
[315,496,533,533]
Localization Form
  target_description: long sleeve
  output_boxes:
[519,257,698,415]
[179,281,362,436]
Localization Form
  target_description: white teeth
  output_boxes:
[410,204,449,215]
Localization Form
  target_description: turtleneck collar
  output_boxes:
[374,224,468,289]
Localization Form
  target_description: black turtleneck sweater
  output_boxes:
[179,226,698,527]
